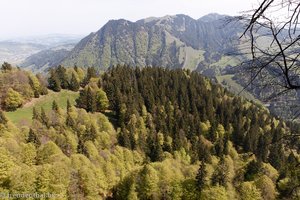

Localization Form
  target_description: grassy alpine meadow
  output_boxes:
[5,90,79,125]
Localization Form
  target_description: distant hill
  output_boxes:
[20,44,75,72]
[0,34,83,65]
[0,41,46,65]
[61,13,245,74]
[4,34,84,48]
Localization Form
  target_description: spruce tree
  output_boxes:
[84,124,97,141]
[86,87,96,113]
[56,65,69,89]
[1,62,12,72]
[32,107,39,120]
[196,160,207,193]
[52,100,59,112]
[77,139,88,156]
[66,113,75,128]
[81,67,97,86]
[211,157,229,186]
[69,73,80,92]
[74,65,79,72]
[87,67,97,79]
[76,89,88,110]
[40,107,50,128]
[48,69,61,92]
[27,128,40,146]
[67,99,72,113]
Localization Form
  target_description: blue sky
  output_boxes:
[0,0,258,39]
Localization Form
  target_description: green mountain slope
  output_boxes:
[0,66,298,199]
[61,14,244,72]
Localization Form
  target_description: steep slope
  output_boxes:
[61,14,244,72]
[59,14,298,119]
[0,66,298,199]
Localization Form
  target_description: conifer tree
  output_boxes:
[269,143,285,170]
[27,128,40,146]
[56,65,69,89]
[32,107,39,120]
[69,73,80,92]
[48,69,61,92]
[84,124,97,141]
[52,100,59,112]
[196,160,207,193]
[76,88,88,110]
[77,139,88,156]
[66,113,75,128]
[1,62,12,72]
[81,67,97,86]
[74,65,79,72]
[87,67,97,79]
[67,99,72,113]
[211,157,229,187]
[40,107,50,128]
[86,87,96,113]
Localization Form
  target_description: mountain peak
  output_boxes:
[106,18,133,26]
[198,13,229,22]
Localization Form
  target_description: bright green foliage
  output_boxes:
[4,88,24,111]
[10,165,37,197]
[95,89,109,112]
[201,186,228,200]
[0,64,48,111]
[20,143,37,166]
[239,182,262,200]
[138,165,159,199]
[0,66,297,199]
[37,141,63,164]
[0,148,15,186]
[255,175,277,200]
[76,86,109,113]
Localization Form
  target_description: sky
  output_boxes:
[0,0,259,39]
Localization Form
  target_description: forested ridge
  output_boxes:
[0,64,299,199]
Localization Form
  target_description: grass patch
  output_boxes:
[5,90,79,126]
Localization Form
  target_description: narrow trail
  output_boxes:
[23,91,54,108]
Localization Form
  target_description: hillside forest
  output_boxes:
[0,63,299,199]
